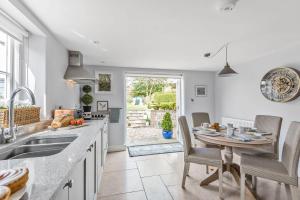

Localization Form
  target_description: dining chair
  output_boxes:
[192,112,223,174]
[178,116,223,197]
[240,121,300,200]
[192,112,210,127]
[235,115,282,159]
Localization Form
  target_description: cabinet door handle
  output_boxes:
[87,146,92,152]
[63,180,73,189]
[87,144,93,152]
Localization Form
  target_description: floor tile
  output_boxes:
[101,151,300,200]
[104,160,137,172]
[98,191,147,200]
[160,173,180,186]
[142,176,173,200]
[99,169,143,196]
[137,158,175,177]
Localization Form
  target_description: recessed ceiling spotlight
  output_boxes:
[72,30,86,39]
[216,0,239,12]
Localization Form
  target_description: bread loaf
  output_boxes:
[51,115,74,128]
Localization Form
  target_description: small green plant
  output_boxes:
[161,112,173,131]
[81,94,93,105]
[82,85,92,93]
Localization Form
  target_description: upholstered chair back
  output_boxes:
[281,121,300,177]
[178,116,192,159]
[192,112,210,127]
[254,115,282,159]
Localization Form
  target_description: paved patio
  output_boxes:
[127,127,178,146]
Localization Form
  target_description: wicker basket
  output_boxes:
[0,107,40,128]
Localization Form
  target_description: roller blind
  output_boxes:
[0,10,28,41]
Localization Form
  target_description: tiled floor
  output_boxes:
[98,150,300,200]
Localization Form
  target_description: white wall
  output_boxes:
[45,36,80,118]
[85,65,215,149]
[8,0,80,118]
[215,44,300,175]
[27,35,46,117]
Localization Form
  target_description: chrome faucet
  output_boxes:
[2,87,36,143]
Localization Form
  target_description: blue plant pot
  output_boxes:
[162,130,173,139]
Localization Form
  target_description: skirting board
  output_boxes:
[108,145,126,152]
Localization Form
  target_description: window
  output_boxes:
[0,29,21,101]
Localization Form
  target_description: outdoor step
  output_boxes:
[127,113,145,115]
[127,114,143,117]
[130,125,146,128]
[127,112,145,115]
[127,116,145,119]
[128,110,145,113]
[129,121,146,124]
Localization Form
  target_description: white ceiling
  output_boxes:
[18,0,300,71]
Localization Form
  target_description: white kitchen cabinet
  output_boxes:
[85,141,97,200]
[95,129,102,189]
[102,120,108,167]
[55,159,85,200]
[55,118,109,200]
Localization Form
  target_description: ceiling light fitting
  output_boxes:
[204,43,238,77]
[216,0,239,12]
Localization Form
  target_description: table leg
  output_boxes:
[199,162,256,199]
[224,146,233,172]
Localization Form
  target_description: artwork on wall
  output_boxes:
[95,72,112,93]
[97,101,109,111]
[195,85,207,97]
[260,67,300,102]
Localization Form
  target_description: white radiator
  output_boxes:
[221,117,254,128]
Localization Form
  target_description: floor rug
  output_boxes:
[127,142,183,157]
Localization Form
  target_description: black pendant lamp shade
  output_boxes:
[217,45,238,77]
[218,62,238,77]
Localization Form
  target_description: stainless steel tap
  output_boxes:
[2,87,36,143]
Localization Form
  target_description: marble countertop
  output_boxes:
[0,117,107,200]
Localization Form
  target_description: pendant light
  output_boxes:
[204,43,238,77]
[217,45,238,77]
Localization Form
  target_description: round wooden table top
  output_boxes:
[194,130,273,149]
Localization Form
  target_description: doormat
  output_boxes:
[127,142,183,157]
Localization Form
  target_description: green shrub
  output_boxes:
[161,112,173,131]
[159,102,176,110]
[81,94,93,105]
[152,92,176,103]
[151,92,176,110]
[82,85,92,93]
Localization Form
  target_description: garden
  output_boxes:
[126,77,178,146]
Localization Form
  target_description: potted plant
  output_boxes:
[81,85,93,112]
[161,112,173,139]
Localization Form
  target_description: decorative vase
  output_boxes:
[162,130,173,139]
[83,106,91,112]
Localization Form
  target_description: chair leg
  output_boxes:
[252,176,257,191]
[240,172,246,200]
[218,166,223,199]
[181,162,190,188]
[285,184,297,200]
[186,162,190,176]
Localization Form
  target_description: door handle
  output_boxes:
[63,179,73,189]
[87,144,94,152]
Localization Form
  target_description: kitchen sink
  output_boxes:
[24,136,77,145]
[0,135,78,160]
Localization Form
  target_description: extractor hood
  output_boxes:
[64,51,96,84]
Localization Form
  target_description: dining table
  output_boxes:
[193,128,273,199]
